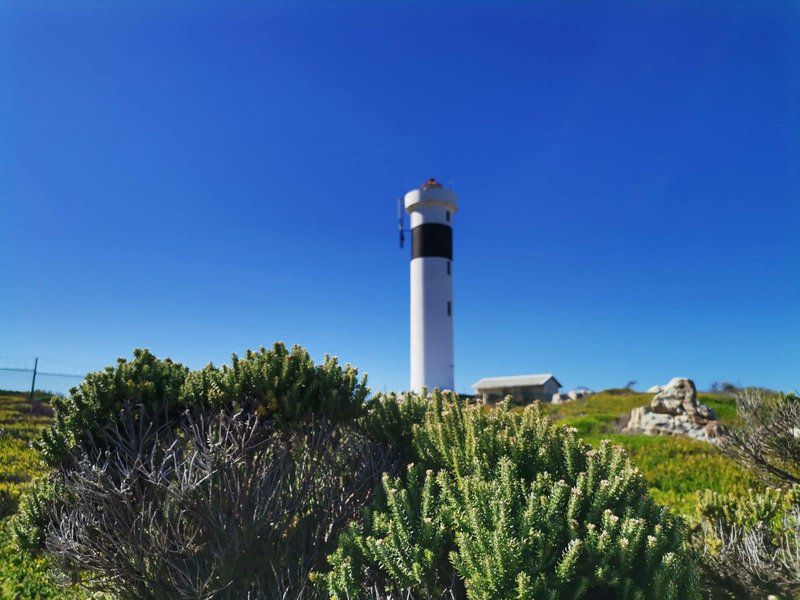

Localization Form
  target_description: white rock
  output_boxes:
[652,378,701,415]
[625,406,719,442]
[624,378,722,443]
[551,393,570,404]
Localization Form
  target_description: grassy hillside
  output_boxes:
[0,392,86,599]
[539,391,758,513]
[0,392,54,518]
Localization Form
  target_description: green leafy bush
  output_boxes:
[17,350,189,552]
[327,394,700,599]
[0,522,84,600]
[12,355,706,598]
[0,485,16,521]
[326,465,453,598]
[448,452,694,599]
[362,391,429,464]
[697,486,798,531]
[181,342,368,422]
[36,348,189,467]
[10,475,60,551]
[22,344,370,554]
[18,344,381,598]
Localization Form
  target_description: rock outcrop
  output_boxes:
[624,378,723,443]
[551,389,595,405]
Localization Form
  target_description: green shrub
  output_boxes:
[326,464,453,598]
[181,342,368,422]
[0,485,16,520]
[696,486,798,531]
[35,348,189,467]
[327,394,700,599]
[447,454,693,599]
[413,395,589,483]
[10,476,61,551]
[11,357,710,598]
[362,391,429,464]
[0,522,84,600]
[19,344,380,598]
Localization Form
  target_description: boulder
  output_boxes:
[626,406,722,442]
[652,378,698,414]
[551,393,570,404]
[624,377,721,443]
[697,402,717,420]
[652,396,683,415]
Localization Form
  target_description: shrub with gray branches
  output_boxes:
[709,505,800,594]
[696,389,800,596]
[719,389,800,486]
[46,407,392,599]
[14,344,393,599]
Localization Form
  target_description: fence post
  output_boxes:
[29,357,38,403]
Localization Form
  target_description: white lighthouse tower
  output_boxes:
[405,178,458,392]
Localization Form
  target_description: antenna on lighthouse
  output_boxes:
[397,197,406,248]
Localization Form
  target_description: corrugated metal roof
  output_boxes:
[472,374,561,390]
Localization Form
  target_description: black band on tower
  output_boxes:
[411,223,452,260]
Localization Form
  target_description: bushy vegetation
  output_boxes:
[0,393,54,519]
[36,349,189,467]
[2,349,706,599]
[0,523,85,600]
[326,395,698,599]
[14,344,385,599]
[5,351,791,599]
[695,486,800,596]
[694,390,800,596]
[181,343,368,420]
[46,410,389,598]
[0,391,86,598]
[597,435,758,514]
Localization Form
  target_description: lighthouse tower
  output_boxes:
[405,178,458,392]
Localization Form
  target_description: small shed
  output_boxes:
[472,374,562,404]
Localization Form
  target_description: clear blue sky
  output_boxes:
[2,1,798,395]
